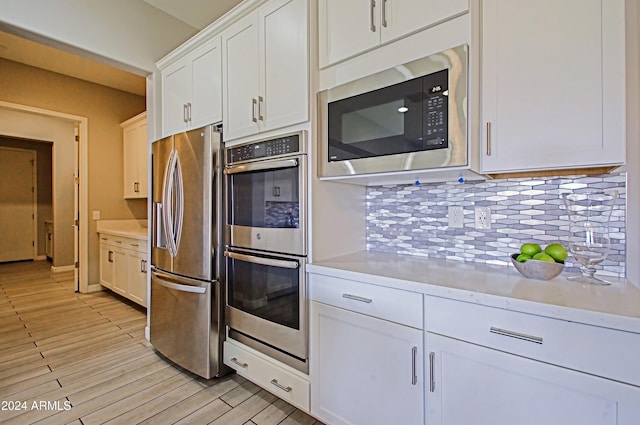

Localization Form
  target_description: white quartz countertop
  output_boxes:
[96,219,148,240]
[307,251,640,334]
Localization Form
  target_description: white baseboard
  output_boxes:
[51,265,74,273]
[36,255,47,260]
[86,283,104,293]
[145,326,150,341]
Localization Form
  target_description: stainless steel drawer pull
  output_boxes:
[411,346,418,385]
[130,243,139,247]
[490,327,543,344]
[429,351,435,392]
[342,293,373,303]
[230,357,248,368]
[486,121,492,156]
[270,379,292,393]
[100,237,108,241]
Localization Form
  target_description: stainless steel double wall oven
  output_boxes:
[224,131,308,372]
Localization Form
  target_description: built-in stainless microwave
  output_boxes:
[318,44,468,178]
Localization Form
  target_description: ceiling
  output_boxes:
[0,0,244,97]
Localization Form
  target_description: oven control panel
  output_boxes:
[227,133,301,164]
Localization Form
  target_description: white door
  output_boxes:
[162,61,191,136]
[0,147,36,262]
[480,0,625,173]
[223,12,260,141]
[318,0,380,68]
[310,301,424,425]
[259,0,309,133]
[426,333,640,425]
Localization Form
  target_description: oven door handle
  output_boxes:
[224,158,298,175]
[224,251,299,269]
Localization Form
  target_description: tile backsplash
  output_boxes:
[366,172,627,278]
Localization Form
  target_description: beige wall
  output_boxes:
[0,137,52,257]
[0,58,146,283]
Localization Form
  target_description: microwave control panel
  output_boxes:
[227,134,301,164]
[423,69,449,149]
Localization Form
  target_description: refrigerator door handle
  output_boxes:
[162,150,177,257]
[153,202,166,248]
[152,270,207,294]
[173,152,185,254]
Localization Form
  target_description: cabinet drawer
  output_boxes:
[309,273,423,329]
[99,234,147,253]
[425,295,640,387]
[224,341,310,411]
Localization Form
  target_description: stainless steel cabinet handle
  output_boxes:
[429,351,435,392]
[370,0,376,32]
[108,251,114,263]
[134,182,140,192]
[140,259,145,273]
[270,379,292,393]
[252,98,258,123]
[411,346,418,385]
[187,102,192,122]
[230,357,248,368]
[486,121,492,156]
[183,104,188,123]
[342,293,373,303]
[490,326,543,344]
[258,96,264,121]
[382,0,388,27]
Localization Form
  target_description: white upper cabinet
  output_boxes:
[121,112,148,199]
[161,37,222,136]
[480,0,626,174]
[319,0,468,68]
[223,0,309,142]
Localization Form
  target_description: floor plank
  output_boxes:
[0,260,324,424]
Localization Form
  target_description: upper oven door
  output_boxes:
[225,154,307,256]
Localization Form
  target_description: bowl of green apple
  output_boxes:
[511,243,567,281]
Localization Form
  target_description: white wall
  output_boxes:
[0,108,76,267]
[0,0,198,74]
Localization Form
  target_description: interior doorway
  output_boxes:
[0,101,89,293]
[0,147,37,262]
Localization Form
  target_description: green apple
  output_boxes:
[520,243,542,257]
[533,252,555,263]
[515,254,531,263]
[545,243,568,262]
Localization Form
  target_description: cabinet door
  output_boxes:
[380,0,468,44]
[310,301,424,425]
[123,119,147,199]
[223,12,260,141]
[162,61,191,136]
[99,243,114,289]
[481,0,625,173]
[190,37,223,128]
[426,333,640,425]
[259,0,308,132]
[318,0,379,68]
[127,250,147,307]
[112,249,128,297]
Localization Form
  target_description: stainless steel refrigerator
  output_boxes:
[150,125,228,379]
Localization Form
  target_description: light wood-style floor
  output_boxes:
[0,260,322,425]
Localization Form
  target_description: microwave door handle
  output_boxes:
[224,251,299,269]
[224,158,298,175]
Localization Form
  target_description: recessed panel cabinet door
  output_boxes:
[162,62,191,136]
[223,13,260,141]
[310,301,424,425]
[426,333,640,425]
[481,0,625,173]
[259,0,308,133]
[191,38,222,129]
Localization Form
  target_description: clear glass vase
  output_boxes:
[562,190,618,285]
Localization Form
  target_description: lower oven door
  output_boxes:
[225,248,306,361]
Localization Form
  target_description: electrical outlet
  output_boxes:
[474,207,491,229]
[92,210,101,220]
[448,206,464,228]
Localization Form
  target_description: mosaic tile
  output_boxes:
[366,172,627,278]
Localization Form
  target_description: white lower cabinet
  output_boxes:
[309,273,424,425]
[223,340,310,411]
[98,234,147,307]
[425,296,640,425]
